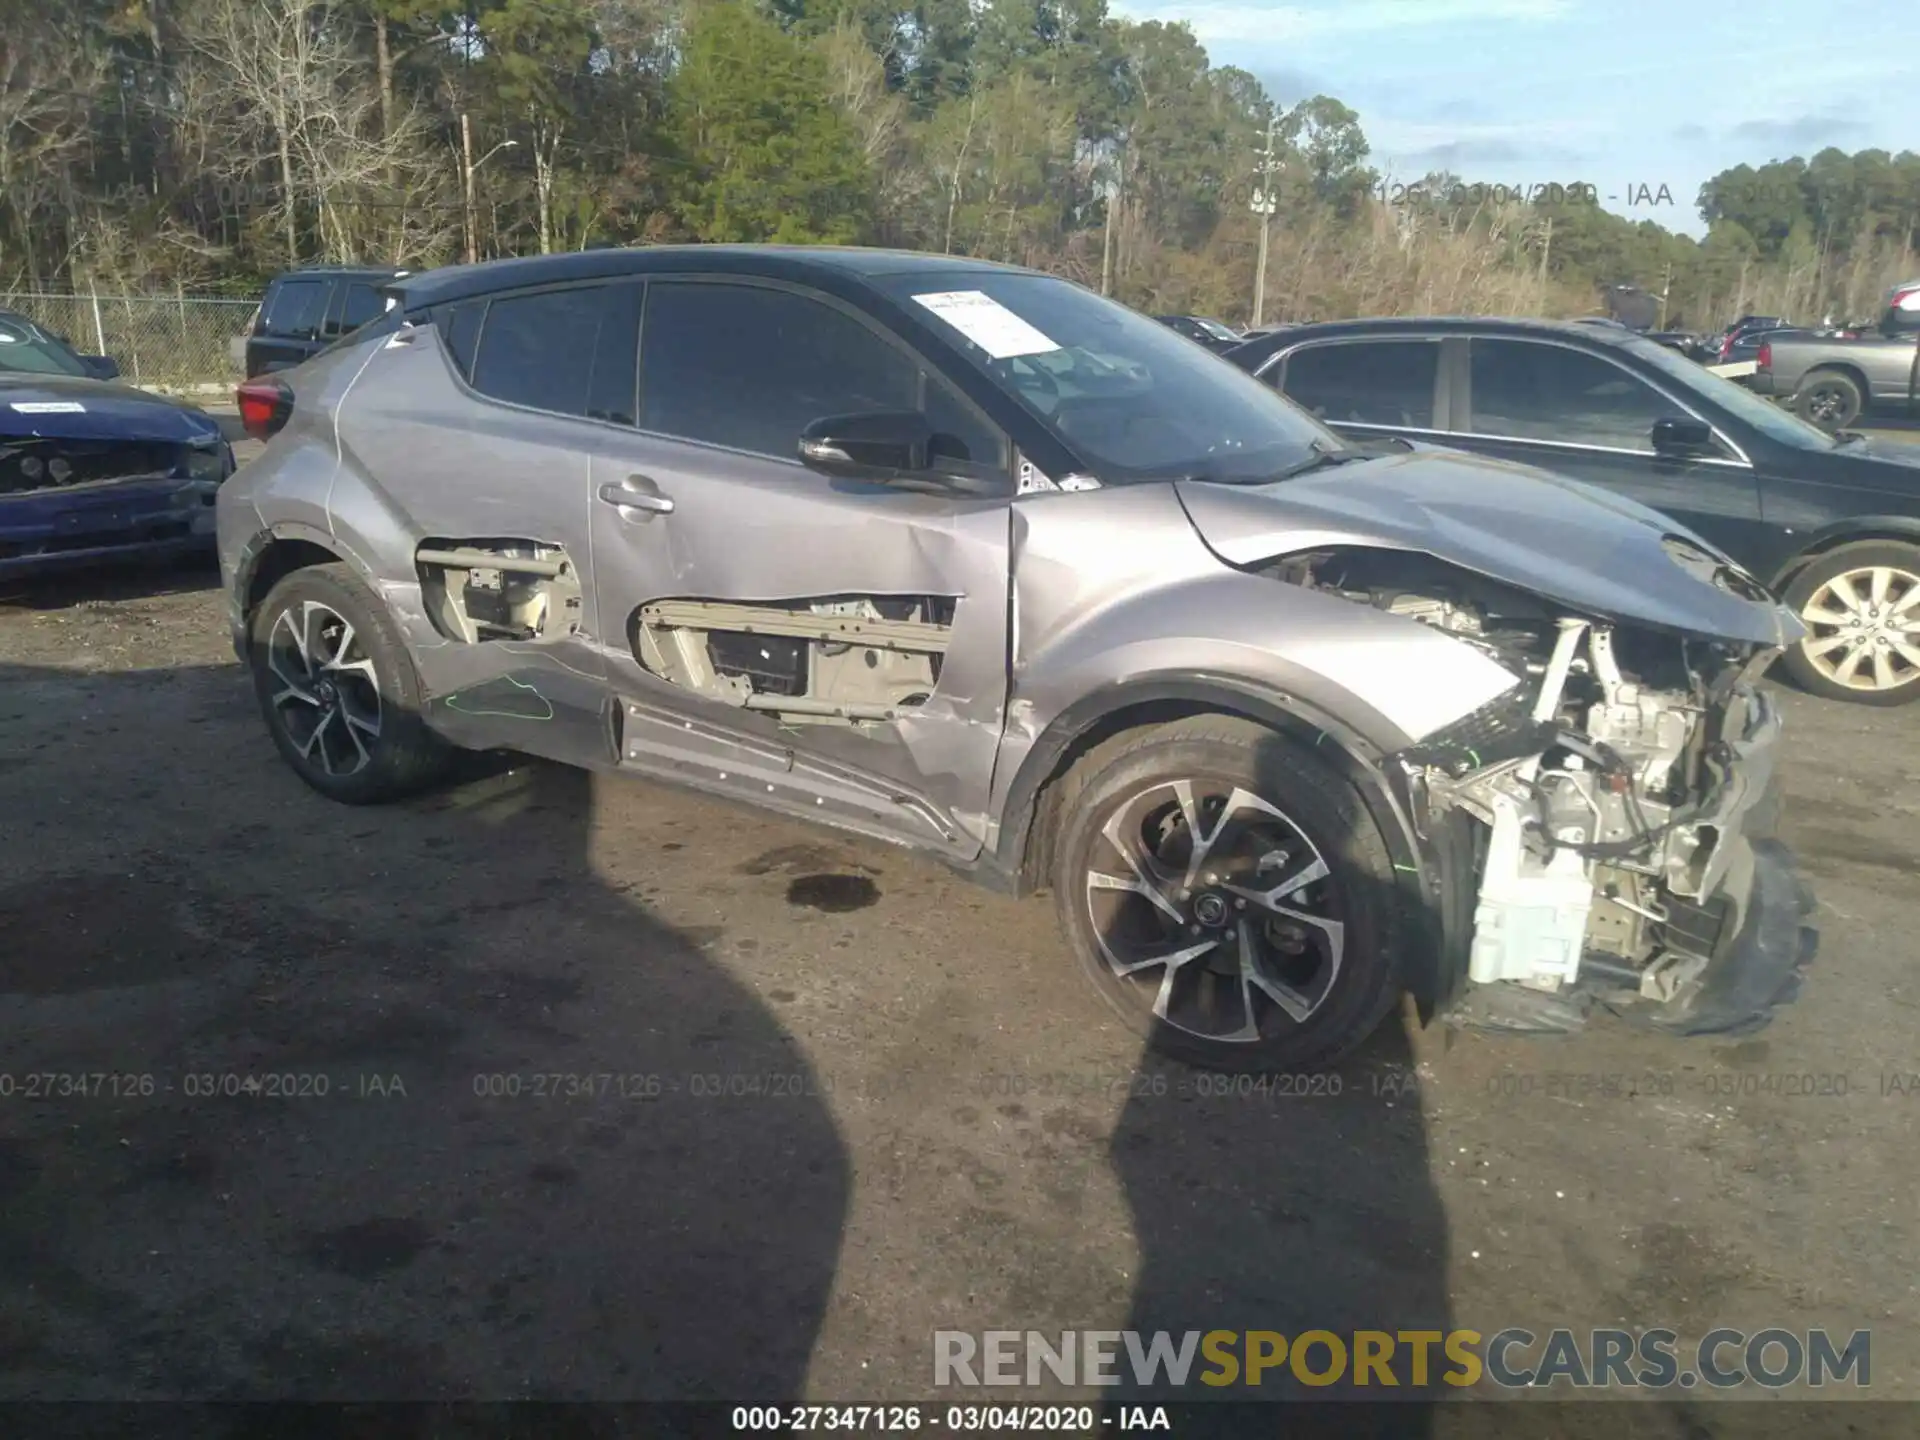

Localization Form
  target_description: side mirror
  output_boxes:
[80,354,120,381]
[798,410,933,480]
[1651,416,1714,457]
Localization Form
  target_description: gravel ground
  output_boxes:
[0,515,1916,1434]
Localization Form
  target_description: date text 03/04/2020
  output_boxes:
[1370,181,1686,208]
[730,1406,1170,1432]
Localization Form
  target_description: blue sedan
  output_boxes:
[1,311,234,579]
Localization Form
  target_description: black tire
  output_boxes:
[1791,370,1863,431]
[1778,541,1920,706]
[247,561,457,802]
[1050,715,1410,1072]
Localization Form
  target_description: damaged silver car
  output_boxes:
[216,246,1817,1070]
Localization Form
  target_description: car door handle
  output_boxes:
[597,478,674,516]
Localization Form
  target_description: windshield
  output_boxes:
[1195,318,1241,342]
[1629,335,1846,451]
[0,316,88,378]
[877,272,1338,483]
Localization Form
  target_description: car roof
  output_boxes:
[1235,315,1654,349]
[390,245,1036,311]
[269,265,405,283]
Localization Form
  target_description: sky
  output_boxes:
[1106,0,1920,237]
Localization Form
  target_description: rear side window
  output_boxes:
[436,301,485,380]
[585,284,642,425]
[468,287,606,415]
[335,283,386,334]
[1281,340,1439,427]
[261,279,329,338]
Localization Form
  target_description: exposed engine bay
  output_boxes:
[1269,548,1784,1020]
[634,595,956,725]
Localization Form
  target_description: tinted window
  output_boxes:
[1281,341,1439,427]
[639,282,1004,472]
[436,301,484,380]
[336,283,386,332]
[262,279,328,337]
[585,283,642,426]
[1470,339,1670,450]
[469,286,612,417]
[0,316,87,377]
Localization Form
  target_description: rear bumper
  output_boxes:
[0,478,219,578]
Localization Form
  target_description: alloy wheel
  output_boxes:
[264,599,385,776]
[1082,778,1346,1044]
[1797,565,1920,692]
[1805,386,1849,425]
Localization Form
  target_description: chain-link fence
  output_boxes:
[0,291,258,393]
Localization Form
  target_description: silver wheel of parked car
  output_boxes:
[1781,542,1920,706]
[1051,716,1405,1072]
[266,600,384,778]
[249,561,457,801]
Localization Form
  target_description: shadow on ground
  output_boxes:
[0,660,850,1421]
[1083,722,1450,1437]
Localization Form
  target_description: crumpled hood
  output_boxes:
[0,374,222,445]
[1176,448,1803,647]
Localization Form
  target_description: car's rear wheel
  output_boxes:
[1050,716,1407,1072]
[1792,370,1863,431]
[1779,542,1920,705]
[248,561,457,801]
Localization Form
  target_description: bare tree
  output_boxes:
[0,4,104,284]
[181,0,453,267]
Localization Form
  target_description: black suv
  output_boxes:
[244,266,405,377]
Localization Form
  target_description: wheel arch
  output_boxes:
[1768,520,1920,591]
[1794,362,1871,404]
[236,522,376,626]
[989,673,1454,1016]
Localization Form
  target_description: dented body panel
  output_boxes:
[217,244,1818,1048]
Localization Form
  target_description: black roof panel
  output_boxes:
[390,245,1033,311]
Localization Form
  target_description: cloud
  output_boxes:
[1110,0,1574,48]
[1363,116,1597,170]
[1383,139,1590,172]
[1671,123,1709,143]
[1726,111,1870,149]
[1254,67,1328,105]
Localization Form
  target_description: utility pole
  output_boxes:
[461,111,477,266]
[1100,169,1118,297]
[1249,114,1280,327]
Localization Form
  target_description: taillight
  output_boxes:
[236,378,293,441]
[1757,341,1771,369]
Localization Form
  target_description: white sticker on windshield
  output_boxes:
[912,290,1059,359]
[9,401,87,414]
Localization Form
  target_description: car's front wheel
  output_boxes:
[248,561,457,801]
[1779,542,1920,705]
[1050,716,1409,1072]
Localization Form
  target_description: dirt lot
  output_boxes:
[1,517,1916,1432]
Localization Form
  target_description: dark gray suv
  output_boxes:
[217,245,1817,1070]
